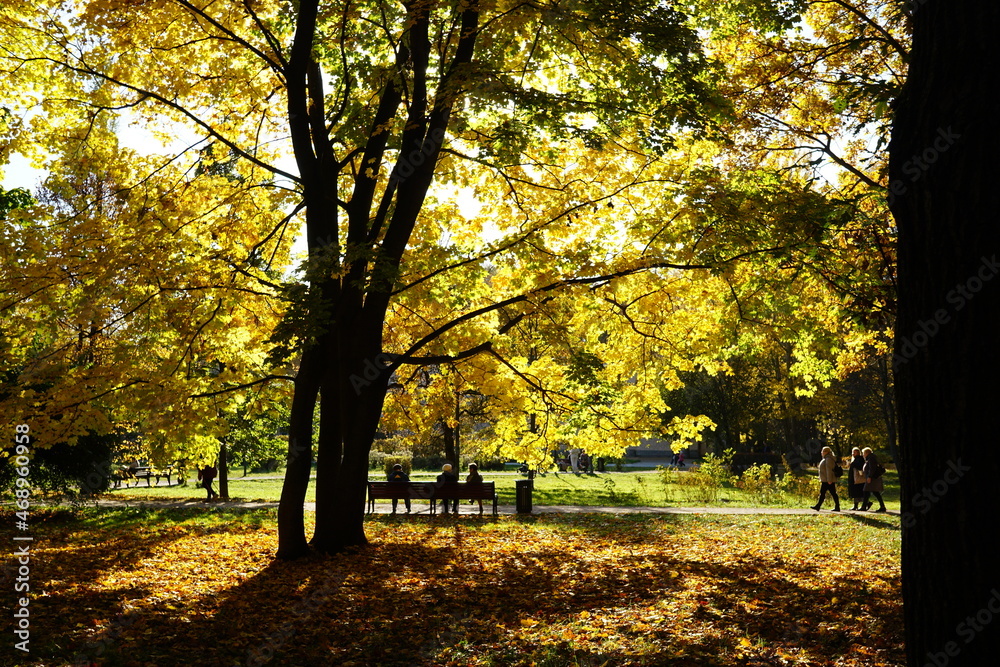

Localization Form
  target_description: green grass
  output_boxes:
[109,472,304,501]
[103,467,901,511]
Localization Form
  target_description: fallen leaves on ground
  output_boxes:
[6,508,903,666]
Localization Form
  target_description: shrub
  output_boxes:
[698,448,736,487]
[658,463,725,504]
[672,468,721,504]
[370,452,413,475]
[2,431,120,498]
[735,463,780,505]
[412,454,449,471]
[778,471,816,502]
[368,451,388,471]
[475,458,508,472]
[602,476,618,502]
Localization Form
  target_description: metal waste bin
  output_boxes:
[515,479,533,514]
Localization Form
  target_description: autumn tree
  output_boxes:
[3,0,737,556]
[888,1,1000,664]
[2,0,913,561]
[0,45,295,472]
[668,0,906,460]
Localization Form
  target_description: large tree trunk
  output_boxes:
[310,335,389,553]
[276,345,321,559]
[888,2,1000,665]
[276,0,481,557]
[218,442,229,500]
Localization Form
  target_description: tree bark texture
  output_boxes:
[276,0,481,556]
[889,2,1000,664]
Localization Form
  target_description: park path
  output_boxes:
[80,498,896,516]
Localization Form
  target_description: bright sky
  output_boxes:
[2,153,38,191]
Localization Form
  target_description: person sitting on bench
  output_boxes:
[466,463,484,514]
[387,463,411,513]
[437,464,459,514]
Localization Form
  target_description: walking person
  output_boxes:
[387,463,411,514]
[198,463,218,502]
[811,446,840,512]
[860,447,887,512]
[848,447,866,511]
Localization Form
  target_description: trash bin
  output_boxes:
[515,479,533,514]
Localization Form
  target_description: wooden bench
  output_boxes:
[367,481,435,513]
[429,482,498,515]
[112,468,133,488]
[127,466,175,487]
[366,481,498,515]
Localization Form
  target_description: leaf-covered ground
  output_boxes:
[6,508,903,666]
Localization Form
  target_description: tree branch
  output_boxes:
[190,374,295,398]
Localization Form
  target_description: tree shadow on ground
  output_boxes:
[26,510,902,667]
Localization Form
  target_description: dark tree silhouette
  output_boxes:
[889,1,1000,665]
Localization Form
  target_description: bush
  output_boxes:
[658,465,722,504]
[698,448,736,487]
[777,454,820,502]
[735,463,780,505]
[369,451,389,471]
[681,470,721,503]
[252,458,282,473]
[383,455,412,476]
[2,432,121,498]
[475,458,508,472]
[778,471,816,502]
[370,451,413,475]
[412,454,450,470]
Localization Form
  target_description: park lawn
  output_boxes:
[109,474,304,502]
[11,507,902,666]
[105,469,901,511]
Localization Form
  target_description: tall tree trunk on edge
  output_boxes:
[218,441,229,500]
[276,345,321,559]
[889,2,1000,664]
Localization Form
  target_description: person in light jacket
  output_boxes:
[861,447,887,512]
[811,446,840,512]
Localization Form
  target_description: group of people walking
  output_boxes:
[813,446,887,512]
